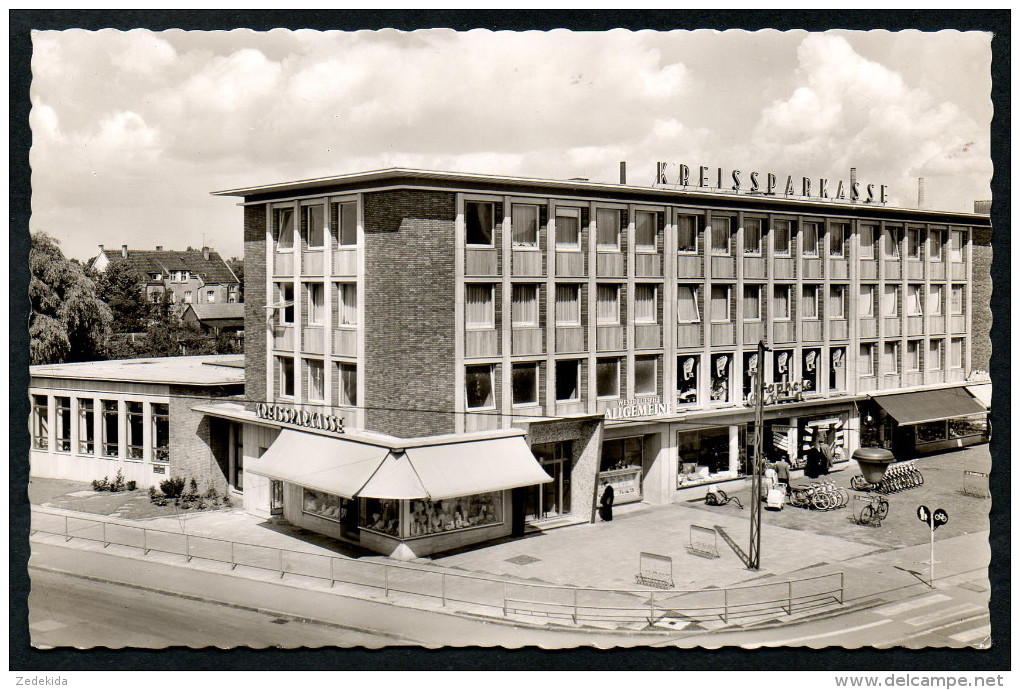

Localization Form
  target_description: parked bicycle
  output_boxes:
[856,493,890,526]
[850,460,923,494]
[788,481,848,510]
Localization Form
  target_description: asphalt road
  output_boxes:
[28,568,410,649]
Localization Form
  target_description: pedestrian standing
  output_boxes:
[599,479,615,521]
[774,457,791,489]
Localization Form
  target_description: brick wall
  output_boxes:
[168,386,231,493]
[972,227,992,371]
[244,205,267,410]
[363,189,457,437]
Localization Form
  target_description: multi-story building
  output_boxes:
[203,167,990,559]
[90,244,241,306]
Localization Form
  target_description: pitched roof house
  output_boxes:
[90,244,241,305]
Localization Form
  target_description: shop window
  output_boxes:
[906,285,923,316]
[467,201,495,246]
[677,285,700,323]
[407,493,503,538]
[907,226,923,259]
[830,223,848,257]
[743,218,762,255]
[152,403,169,463]
[634,355,658,396]
[78,399,95,455]
[600,437,643,502]
[337,283,357,325]
[634,284,657,324]
[361,497,401,535]
[278,356,295,397]
[773,349,793,384]
[634,211,658,252]
[929,230,943,261]
[101,400,119,457]
[882,285,900,317]
[916,421,948,445]
[711,217,731,255]
[677,355,699,404]
[338,362,358,406]
[31,394,48,450]
[950,230,965,262]
[596,284,620,325]
[860,344,876,376]
[859,285,875,318]
[743,351,760,402]
[773,220,791,256]
[555,208,581,250]
[884,227,902,258]
[928,285,944,315]
[743,285,761,321]
[949,415,987,439]
[829,348,846,392]
[511,204,539,248]
[303,205,325,248]
[511,284,539,327]
[465,284,495,328]
[555,284,580,326]
[802,350,820,392]
[677,215,698,253]
[829,286,846,319]
[465,365,494,409]
[335,201,358,246]
[596,208,621,251]
[773,285,791,320]
[304,488,355,528]
[951,285,965,315]
[906,340,922,372]
[274,207,294,251]
[928,339,943,370]
[307,283,325,325]
[859,224,876,259]
[511,363,539,406]
[306,359,325,401]
[54,397,71,452]
[802,222,820,257]
[678,426,732,478]
[710,286,730,323]
[126,402,144,460]
[950,338,965,368]
[555,360,581,402]
[595,357,620,398]
[710,354,731,402]
[802,285,819,319]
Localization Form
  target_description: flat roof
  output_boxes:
[211,166,989,224]
[31,355,245,386]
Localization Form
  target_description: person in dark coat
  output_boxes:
[774,457,791,489]
[599,479,615,521]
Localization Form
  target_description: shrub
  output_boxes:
[126,480,137,491]
[111,469,126,492]
[204,487,218,500]
[160,476,185,498]
[91,477,110,492]
[222,495,232,507]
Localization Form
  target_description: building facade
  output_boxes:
[91,244,241,305]
[208,167,990,557]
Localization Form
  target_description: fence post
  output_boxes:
[102,522,108,548]
[573,588,579,624]
[384,565,389,598]
[787,580,793,615]
[230,541,235,570]
[142,529,148,555]
[279,549,285,579]
[329,558,335,588]
[648,590,655,625]
[503,583,508,617]
[441,573,447,608]
[723,588,729,623]
[185,534,191,562]
[64,515,70,542]
[839,571,844,604]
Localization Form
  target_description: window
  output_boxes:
[306,359,325,401]
[337,283,357,325]
[337,201,357,246]
[677,215,698,253]
[773,285,791,320]
[802,222,820,257]
[304,205,325,248]
[829,286,846,319]
[102,400,119,457]
[773,220,791,256]
[906,285,923,316]
[634,356,658,396]
[78,399,95,455]
[307,283,324,325]
[802,285,819,319]
[338,363,358,406]
[634,284,657,324]
[859,285,875,317]
[743,218,762,255]
[152,403,169,463]
[465,365,494,409]
[802,349,820,392]
[555,285,580,325]
[184,290,193,303]
[929,229,943,260]
[278,283,295,324]
[830,223,848,257]
[710,354,730,402]
[829,348,846,391]
[596,208,621,251]
[743,285,761,320]
[907,226,922,259]
[31,394,48,450]
[951,285,965,314]
[711,217,731,255]
[907,340,922,372]
[950,230,965,262]
[635,211,658,252]
[884,227,901,258]
[928,339,943,370]
[950,338,964,368]
[555,360,580,401]
[596,284,620,325]
[511,204,539,247]
[860,344,875,376]
[555,208,580,250]
[677,355,699,404]
[677,285,700,323]
[882,285,899,317]
[596,358,620,398]
[465,284,494,327]
[278,356,295,397]
[274,207,294,250]
[882,342,899,375]
[511,284,539,326]
[511,363,539,405]
[928,285,944,315]
[859,224,876,259]
[773,350,793,383]
[710,286,730,323]
[466,201,495,246]
[55,397,71,452]
[126,402,144,459]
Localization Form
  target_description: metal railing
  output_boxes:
[30,507,843,627]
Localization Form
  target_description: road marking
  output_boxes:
[750,619,892,647]
[950,625,991,643]
[874,593,951,617]
[904,603,984,627]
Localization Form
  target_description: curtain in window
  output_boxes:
[512,205,538,246]
[307,360,324,400]
[774,286,790,319]
[882,343,898,373]
[339,363,358,406]
[635,211,656,250]
[711,286,729,322]
[802,223,819,256]
[743,219,761,254]
[465,284,493,327]
[556,212,580,249]
[907,285,923,315]
[338,284,357,325]
[711,217,730,254]
[512,284,538,326]
[882,286,899,316]
[830,225,846,256]
[884,228,901,257]
[802,286,818,318]
[859,345,874,376]
[858,286,873,317]
[950,231,965,261]
[929,230,942,259]
[743,286,760,320]
[677,216,697,252]
[596,285,619,324]
[859,225,875,257]
[677,285,700,322]
[338,202,357,246]
[927,285,943,315]
[308,284,324,324]
[305,205,325,247]
[596,209,620,249]
[951,339,964,368]
[275,208,294,249]
[773,221,791,254]
[829,287,845,318]
[928,340,942,370]
[951,286,964,314]
[556,285,580,325]
[634,285,656,323]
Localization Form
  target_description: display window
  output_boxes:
[802,349,820,393]
[742,351,760,403]
[677,426,741,487]
[303,488,350,522]
[677,355,699,405]
[408,493,503,538]
[773,349,793,384]
[830,348,846,392]
[600,437,643,503]
[360,497,401,536]
[710,354,731,402]
[799,415,848,465]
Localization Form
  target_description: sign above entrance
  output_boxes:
[256,403,345,433]
[604,396,671,420]
[655,162,888,204]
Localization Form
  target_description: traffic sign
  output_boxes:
[916,505,932,527]
[932,508,949,530]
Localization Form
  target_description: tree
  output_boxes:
[226,256,244,302]
[94,257,151,333]
[29,232,112,364]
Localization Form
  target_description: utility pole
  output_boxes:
[748,340,768,570]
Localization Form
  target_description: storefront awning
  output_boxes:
[871,387,987,426]
[965,383,992,409]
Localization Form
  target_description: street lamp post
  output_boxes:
[748,340,769,570]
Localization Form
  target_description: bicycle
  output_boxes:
[858,494,890,525]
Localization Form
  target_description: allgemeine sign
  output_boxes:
[656,162,889,204]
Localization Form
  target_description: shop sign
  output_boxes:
[745,379,806,407]
[655,162,888,204]
[256,402,345,433]
[605,396,671,420]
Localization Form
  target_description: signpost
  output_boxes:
[917,505,949,587]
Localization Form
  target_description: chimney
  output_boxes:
[917,177,926,210]
[619,161,627,185]
[974,200,992,215]
[121,244,128,258]
[155,245,163,252]
[98,244,104,252]
[849,167,857,200]
[202,246,210,260]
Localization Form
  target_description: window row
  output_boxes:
[30,395,169,462]
[272,282,357,326]
[858,338,965,375]
[858,284,966,318]
[276,356,358,406]
[273,201,357,251]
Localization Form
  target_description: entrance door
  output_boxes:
[527,442,573,521]
[270,480,283,515]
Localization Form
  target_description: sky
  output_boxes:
[29,28,993,262]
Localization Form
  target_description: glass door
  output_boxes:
[527,442,573,521]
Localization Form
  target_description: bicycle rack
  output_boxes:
[851,494,886,527]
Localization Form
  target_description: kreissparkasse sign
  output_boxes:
[656,162,889,204]
[256,402,345,433]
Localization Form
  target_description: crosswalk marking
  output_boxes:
[904,603,984,627]
[874,593,951,617]
[950,625,991,643]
